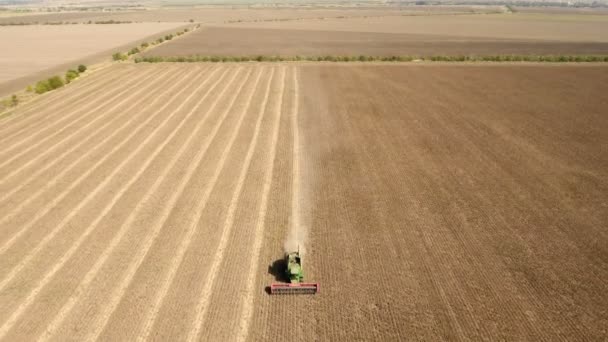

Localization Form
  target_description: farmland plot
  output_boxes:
[259,64,608,341]
[144,26,608,58]
[0,63,297,341]
[0,63,607,341]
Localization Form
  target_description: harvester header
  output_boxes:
[270,248,319,295]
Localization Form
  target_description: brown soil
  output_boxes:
[144,26,608,58]
[263,63,608,341]
[221,13,608,42]
[512,6,608,15]
[0,63,606,341]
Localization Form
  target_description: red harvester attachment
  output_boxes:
[269,248,318,295]
[270,282,319,295]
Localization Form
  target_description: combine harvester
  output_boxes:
[270,248,319,295]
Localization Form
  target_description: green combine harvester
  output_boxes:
[270,247,319,295]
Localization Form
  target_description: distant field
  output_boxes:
[0,6,500,24]
[220,13,608,42]
[512,6,608,15]
[143,26,608,57]
[142,12,608,58]
[0,23,183,96]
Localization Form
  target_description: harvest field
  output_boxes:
[0,23,184,96]
[220,12,608,42]
[144,13,608,58]
[144,26,608,57]
[0,63,607,341]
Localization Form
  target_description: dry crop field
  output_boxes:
[222,12,608,42]
[0,23,184,97]
[144,12,608,58]
[0,63,607,341]
[144,26,608,58]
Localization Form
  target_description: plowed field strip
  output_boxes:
[235,66,289,342]
[0,66,213,339]
[358,67,590,340]
[186,66,279,342]
[311,67,416,341]
[134,67,263,342]
[0,66,180,291]
[0,67,202,253]
[348,71,486,340]
[418,67,605,338]
[38,66,238,341]
[0,65,175,202]
[0,66,140,154]
[0,64,127,131]
[379,68,553,339]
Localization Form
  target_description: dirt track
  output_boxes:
[0,63,607,341]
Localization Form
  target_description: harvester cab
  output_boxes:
[270,247,319,295]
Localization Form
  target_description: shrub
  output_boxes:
[78,64,87,73]
[35,80,50,94]
[112,52,128,61]
[128,47,140,55]
[165,34,173,41]
[189,19,194,23]
[47,76,64,90]
[65,69,79,83]
[141,42,149,49]
[26,85,33,92]
[11,95,18,106]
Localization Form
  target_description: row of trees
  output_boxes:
[112,27,193,62]
[0,20,133,26]
[32,64,87,95]
[134,54,608,63]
